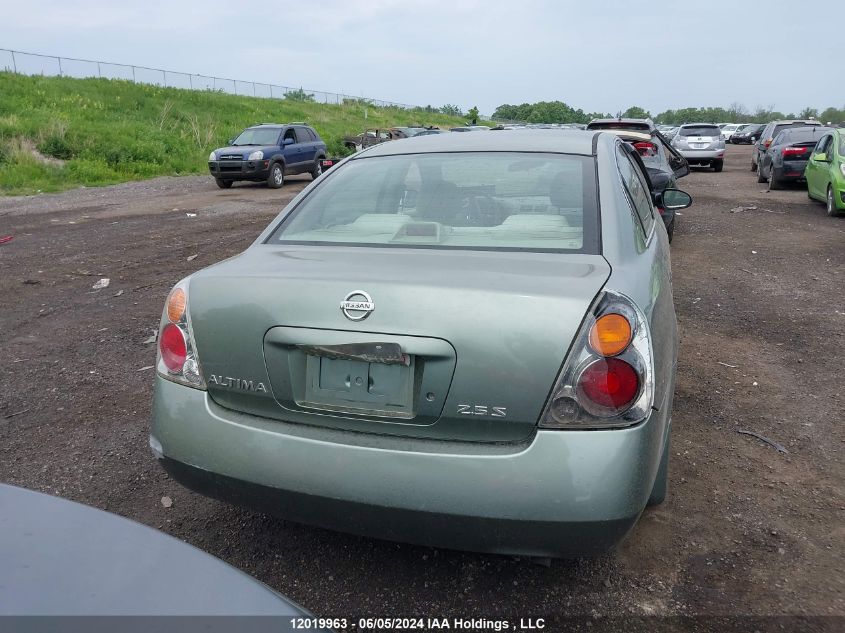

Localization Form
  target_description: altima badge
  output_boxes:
[340,290,375,321]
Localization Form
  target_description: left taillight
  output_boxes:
[156,279,205,389]
[539,291,654,429]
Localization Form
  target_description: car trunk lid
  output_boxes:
[187,245,610,443]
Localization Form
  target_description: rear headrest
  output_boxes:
[549,171,582,209]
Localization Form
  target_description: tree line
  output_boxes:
[493,101,845,125]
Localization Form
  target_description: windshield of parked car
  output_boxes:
[839,135,845,156]
[269,152,599,253]
[679,125,721,137]
[231,128,281,146]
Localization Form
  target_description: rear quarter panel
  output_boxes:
[596,138,678,440]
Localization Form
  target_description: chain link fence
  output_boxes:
[0,48,430,110]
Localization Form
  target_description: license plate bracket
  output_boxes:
[301,354,416,418]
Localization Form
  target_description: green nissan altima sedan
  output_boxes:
[150,131,689,557]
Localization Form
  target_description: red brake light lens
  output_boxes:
[578,358,640,410]
[633,141,657,157]
[159,323,187,373]
[782,147,808,157]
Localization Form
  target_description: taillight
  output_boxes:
[156,280,205,389]
[588,313,632,357]
[782,147,808,157]
[160,323,187,372]
[540,291,654,428]
[633,141,657,156]
[763,139,772,148]
[578,358,640,412]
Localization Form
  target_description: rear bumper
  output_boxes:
[774,160,809,180]
[208,160,270,180]
[676,149,725,161]
[151,376,668,557]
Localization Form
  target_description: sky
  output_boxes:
[0,0,839,117]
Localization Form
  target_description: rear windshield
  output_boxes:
[232,128,281,146]
[679,125,721,137]
[268,152,599,253]
[777,128,828,144]
[587,121,651,132]
[772,122,820,138]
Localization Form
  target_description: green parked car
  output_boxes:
[150,131,691,557]
[805,128,845,216]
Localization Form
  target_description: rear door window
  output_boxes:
[616,145,655,238]
[815,134,832,155]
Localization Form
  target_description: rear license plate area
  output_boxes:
[301,354,415,418]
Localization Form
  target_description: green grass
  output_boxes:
[0,72,474,195]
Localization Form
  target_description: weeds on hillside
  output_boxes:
[0,72,471,195]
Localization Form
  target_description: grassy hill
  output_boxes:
[0,72,472,195]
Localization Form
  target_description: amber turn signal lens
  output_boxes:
[166,288,186,323]
[588,313,632,357]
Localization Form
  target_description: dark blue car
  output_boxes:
[209,123,327,189]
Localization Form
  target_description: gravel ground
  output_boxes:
[1,147,843,629]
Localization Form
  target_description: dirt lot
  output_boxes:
[1,147,843,626]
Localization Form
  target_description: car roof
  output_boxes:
[589,118,653,125]
[769,119,822,125]
[248,123,310,129]
[351,129,603,158]
[678,122,720,127]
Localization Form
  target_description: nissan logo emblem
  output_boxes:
[340,290,374,321]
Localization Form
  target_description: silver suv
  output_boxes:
[671,124,726,172]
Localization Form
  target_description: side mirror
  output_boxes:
[813,152,829,162]
[282,138,295,146]
[228,138,234,145]
[655,188,692,210]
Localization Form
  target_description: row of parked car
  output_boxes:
[659,122,764,144]
[206,122,506,189]
[746,119,845,215]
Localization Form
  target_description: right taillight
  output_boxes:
[540,291,654,429]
